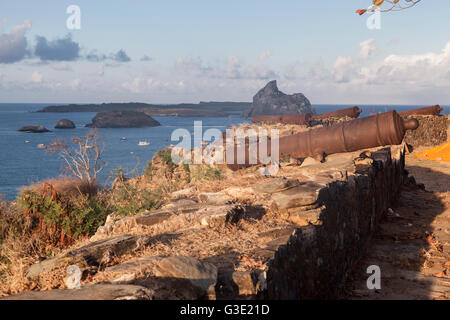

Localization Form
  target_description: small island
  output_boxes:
[55,119,76,129]
[86,111,161,128]
[18,125,51,133]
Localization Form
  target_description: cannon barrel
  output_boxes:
[312,106,362,120]
[251,114,312,125]
[398,105,442,117]
[225,110,418,171]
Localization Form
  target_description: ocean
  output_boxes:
[0,103,448,201]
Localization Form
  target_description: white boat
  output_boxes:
[25,140,30,144]
[121,137,128,141]
[138,141,150,146]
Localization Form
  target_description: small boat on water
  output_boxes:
[138,141,150,146]
[25,140,30,144]
[121,137,128,141]
[37,144,46,149]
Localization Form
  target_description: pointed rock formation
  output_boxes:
[244,80,315,117]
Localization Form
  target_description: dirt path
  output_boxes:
[345,152,450,300]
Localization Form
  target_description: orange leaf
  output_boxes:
[433,271,445,278]
[356,9,367,15]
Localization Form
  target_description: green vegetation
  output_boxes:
[17,181,110,247]
[143,161,154,176]
[157,149,175,168]
[190,166,223,182]
[111,180,163,217]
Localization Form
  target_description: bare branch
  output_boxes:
[48,130,106,184]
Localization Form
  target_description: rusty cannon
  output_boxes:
[251,114,312,125]
[250,106,362,126]
[224,110,419,171]
[312,106,362,120]
[398,105,443,117]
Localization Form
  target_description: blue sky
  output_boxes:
[1,0,449,104]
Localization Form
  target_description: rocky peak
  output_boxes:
[244,80,315,117]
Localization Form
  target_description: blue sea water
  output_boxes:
[0,103,448,201]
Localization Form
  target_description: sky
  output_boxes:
[0,0,449,104]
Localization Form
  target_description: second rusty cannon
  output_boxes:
[399,105,443,117]
[251,106,363,126]
[224,110,418,171]
[251,114,312,125]
[312,106,362,120]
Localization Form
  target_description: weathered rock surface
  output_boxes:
[152,256,218,299]
[18,125,51,133]
[198,192,232,205]
[86,111,161,128]
[1,284,154,300]
[104,255,218,300]
[54,119,76,129]
[216,270,263,299]
[270,182,323,210]
[253,177,300,194]
[244,80,315,117]
[26,234,152,278]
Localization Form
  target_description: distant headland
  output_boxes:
[37,101,252,117]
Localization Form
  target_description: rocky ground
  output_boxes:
[345,148,450,300]
[3,143,405,300]
[2,116,448,300]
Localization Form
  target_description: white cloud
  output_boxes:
[31,71,43,83]
[70,79,80,89]
[359,38,378,59]
[224,55,241,79]
[3,41,450,104]
[174,52,277,81]
[0,20,32,63]
[122,77,144,93]
[98,63,105,76]
[332,56,359,83]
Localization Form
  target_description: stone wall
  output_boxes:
[262,147,406,299]
[403,115,448,147]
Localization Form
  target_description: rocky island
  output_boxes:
[244,80,315,117]
[55,119,76,129]
[18,125,51,133]
[86,111,161,128]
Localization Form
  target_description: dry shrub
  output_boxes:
[21,176,99,201]
[17,177,110,248]
[0,196,50,296]
[0,177,110,295]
